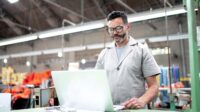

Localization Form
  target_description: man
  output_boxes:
[95,11,160,109]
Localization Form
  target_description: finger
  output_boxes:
[123,97,139,109]
[122,98,135,106]
[136,105,141,109]
[126,102,133,108]
[126,100,138,109]
[122,100,129,106]
[131,99,142,109]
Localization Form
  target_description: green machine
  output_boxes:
[182,0,200,112]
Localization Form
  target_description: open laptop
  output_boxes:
[51,70,124,112]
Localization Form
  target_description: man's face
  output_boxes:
[106,17,129,44]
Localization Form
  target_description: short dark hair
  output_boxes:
[106,11,128,24]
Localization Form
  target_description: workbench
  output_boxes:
[11,107,180,112]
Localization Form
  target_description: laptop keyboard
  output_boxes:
[113,105,125,111]
[45,105,125,112]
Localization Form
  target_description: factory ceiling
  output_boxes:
[0,0,181,40]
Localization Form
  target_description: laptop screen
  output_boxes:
[52,70,114,111]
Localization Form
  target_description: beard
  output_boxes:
[112,33,126,43]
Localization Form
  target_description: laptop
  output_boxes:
[51,70,124,112]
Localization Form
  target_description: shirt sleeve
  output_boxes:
[142,45,160,77]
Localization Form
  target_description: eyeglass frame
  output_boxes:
[106,25,127,34]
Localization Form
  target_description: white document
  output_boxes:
[0,93,11,112]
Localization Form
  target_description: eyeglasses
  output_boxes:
[107,25,124,34]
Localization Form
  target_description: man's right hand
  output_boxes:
[122,97,146,109]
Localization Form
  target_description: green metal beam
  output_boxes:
[185,0,200,112]
[183,0,199,9]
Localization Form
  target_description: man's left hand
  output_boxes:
[122,97,146,109]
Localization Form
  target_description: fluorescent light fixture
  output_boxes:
[0,6,188,46]
[87,43,104,50]
[38,20,105,39]
[10,51,42,58]
[43,48,60,54]
[0,55,9,60]
[128,5,186,22]
[64,46,86,52]
[148,34,187,42]
[0,34,37,46]
[0,33,189,59]
[43,46,86,55]
[39,6,187,39]
[3,58,7,64]
[8,0,19,4]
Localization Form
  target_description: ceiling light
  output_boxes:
[38,20,105,39]
[8,0,19,4]
[26,61,31,66]
[3,58,7,64]
[0,33,189,59]
[10,51,42,58]
[58,51,63,57]
[81,59,86,64]
[64,46,86,52]
[0,55,9,60]
[0,34,37,46]
[0,6,188,46]
[148,34,187,42]
[43,48,60,54]
[128,5,186,22]
[86,43,104,50]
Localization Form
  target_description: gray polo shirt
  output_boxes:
[95,37,160,105]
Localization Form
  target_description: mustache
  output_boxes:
[112,33,126,38]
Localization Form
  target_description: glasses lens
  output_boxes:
[107,26,124,34]
[107,28,113,34]
[115,26,123,33]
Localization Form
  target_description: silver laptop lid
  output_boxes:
[52,70,114,111]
